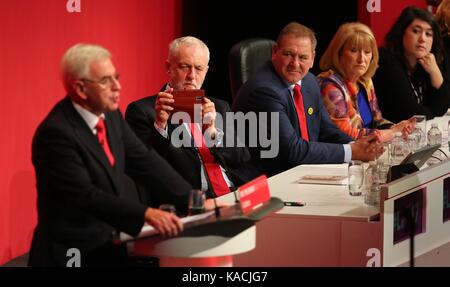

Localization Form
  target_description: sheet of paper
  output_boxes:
[119,211,216,242]
[294,174,348,185]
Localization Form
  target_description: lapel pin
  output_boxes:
[307,107,313,115]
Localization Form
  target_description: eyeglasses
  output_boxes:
[82,74,120,88]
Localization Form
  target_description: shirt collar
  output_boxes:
[72,101,105,134]
[288,80,302,93]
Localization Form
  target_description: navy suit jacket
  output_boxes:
[29,96,191,266]
[232,61,352,176]
[125,93,250,197]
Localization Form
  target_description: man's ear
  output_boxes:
[73,81,87,100]
[165,60,171,75]
[271,44,278,60]
[311,50,316,68]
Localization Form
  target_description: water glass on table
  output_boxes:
[348,160,364,196]
[376,143,390,184]
[188,189,206,215]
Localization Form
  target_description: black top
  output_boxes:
[442,35,450,83]
[373,48,450,122]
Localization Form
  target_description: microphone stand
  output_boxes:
[401,207,415,267]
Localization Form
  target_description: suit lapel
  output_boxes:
[62,98,120,194]
[168,123,200,162]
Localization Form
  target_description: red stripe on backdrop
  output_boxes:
[0,0,181,265]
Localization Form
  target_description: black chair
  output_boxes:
[228,38,276,100]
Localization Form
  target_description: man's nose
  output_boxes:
[186,67,195,79]
[111,78,121,91]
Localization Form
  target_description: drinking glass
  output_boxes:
[376,143,390,184]
[348,160,364,196]
[188,189,205,215]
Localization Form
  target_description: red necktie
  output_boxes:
[96,117,115,166]
[293,84,309,141]
[190,123,230,196]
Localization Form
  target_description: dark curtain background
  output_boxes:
[181,0,358,103]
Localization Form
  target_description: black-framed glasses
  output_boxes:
[82,74,120,88]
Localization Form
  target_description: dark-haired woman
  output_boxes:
[373,6,450,122]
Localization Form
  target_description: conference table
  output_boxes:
[220,113,450,266]
[221,163,382,266]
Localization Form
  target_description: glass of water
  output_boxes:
[376,143,390,183]
[348,160,364,196]
[413,115,427,148]
[188,189,206,215]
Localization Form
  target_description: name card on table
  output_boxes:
[238,175,270,214]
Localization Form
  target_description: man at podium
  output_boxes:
[29,43,192,267]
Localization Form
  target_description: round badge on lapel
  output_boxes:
[307,107,313,115]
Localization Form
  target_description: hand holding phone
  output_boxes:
[171,89,205,120]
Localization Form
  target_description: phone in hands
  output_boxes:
[171,89,205,119]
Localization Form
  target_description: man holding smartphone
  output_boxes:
[126,36,250,201]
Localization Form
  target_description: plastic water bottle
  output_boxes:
[428,123,442,145]
[427,123,442,165]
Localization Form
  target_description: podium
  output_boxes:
[123,197,283,267]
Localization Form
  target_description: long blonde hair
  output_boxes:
[320,22,378,83]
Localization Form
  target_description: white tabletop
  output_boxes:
[222,164,379,222]
[266,164,379,221]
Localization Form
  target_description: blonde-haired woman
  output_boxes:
[317,22,413,142]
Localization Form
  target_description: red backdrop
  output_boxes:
[0,0,181,265]
[358,0,427,46]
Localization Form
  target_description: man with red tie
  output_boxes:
[232,22,383,177]
[126,36,250,199]
[29,44,192,266]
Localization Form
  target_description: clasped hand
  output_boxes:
[351,134,384,162]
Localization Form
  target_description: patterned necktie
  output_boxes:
[189,123,230,196]
[293,84,309,141]
[95,117,115,166]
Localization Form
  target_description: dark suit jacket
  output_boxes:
[232,61,353,177]
[373,48,450,122]
[125,93,250,197]
[29,96,191,266]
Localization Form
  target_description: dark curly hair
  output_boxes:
[384,6,444,67]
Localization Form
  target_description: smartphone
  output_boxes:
[171,89,205,119]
